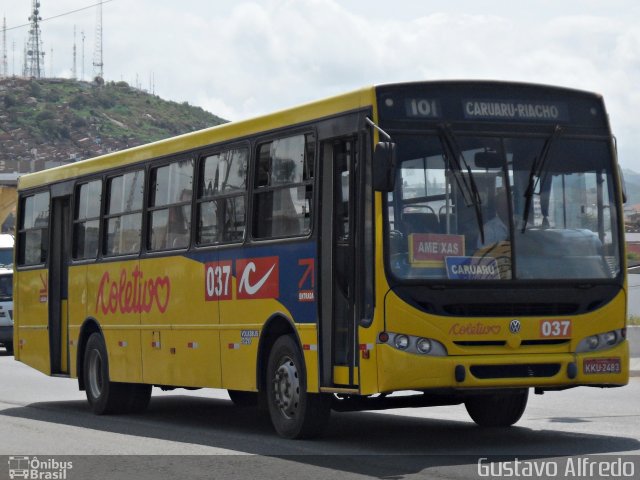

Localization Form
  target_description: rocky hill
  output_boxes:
[0,77,227,173]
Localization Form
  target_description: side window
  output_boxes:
[18,191,50,266]
[104,170,144,256]
[148,159,193,251]
[73,180,102,259]
[253,133,315,239]
[197,148,248,245]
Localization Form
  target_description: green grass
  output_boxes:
[628,315,640,326]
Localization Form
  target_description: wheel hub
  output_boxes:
[88,349,104,399]
[273,356,300,418]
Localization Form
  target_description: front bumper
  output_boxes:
[377,339,629,392]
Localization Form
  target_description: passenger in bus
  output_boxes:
[166,205,189,248]
[478,188,509,247]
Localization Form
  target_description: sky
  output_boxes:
[1,0,639,169]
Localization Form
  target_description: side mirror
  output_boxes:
[373,142,397,192]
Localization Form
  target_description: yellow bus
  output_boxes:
[14,81,629,438]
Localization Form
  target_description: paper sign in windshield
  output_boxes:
[409,233,465,267]
[446,256,500,280]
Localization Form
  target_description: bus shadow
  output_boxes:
[1,394,639,478]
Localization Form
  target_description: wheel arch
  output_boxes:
[76,317,103,391]
[256,312,303,395]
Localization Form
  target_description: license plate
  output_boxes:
[583,357,621,374]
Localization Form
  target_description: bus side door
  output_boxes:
[320,136,359,388]
[49,194,71,374]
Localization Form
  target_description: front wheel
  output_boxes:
[266,335,331,439]
[465,389,529,427]
[4,341,13,355]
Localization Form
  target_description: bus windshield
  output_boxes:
[387,133,621,282]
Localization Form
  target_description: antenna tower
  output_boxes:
[26,0,45,78]
[1,16,7,77]
[92,0,104,80]
[72,25,76,79]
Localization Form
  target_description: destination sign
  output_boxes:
[405,98,441,119]
[462,99,569,122]
[409,233,465,267]
[377,83,607,129]
[445,256,500,280]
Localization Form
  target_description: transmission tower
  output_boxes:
[72,25,76,79]
[26,0,45,78]
[1,16,7,78]
[92,0,104,80]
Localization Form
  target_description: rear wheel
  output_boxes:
[83,332,151,414]
[266,335,331,439]
[465,389,529,427]
[4,341,13,355]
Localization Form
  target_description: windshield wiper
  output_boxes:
[521,125,562,232]
[439,124,485,243]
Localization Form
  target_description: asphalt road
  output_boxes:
[0,349,639,480]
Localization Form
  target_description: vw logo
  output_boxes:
[509,319,521,334]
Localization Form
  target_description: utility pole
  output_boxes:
[81,30,85,81]
[72,25,76,79]
[22,42,27,77]
[92,0,104,80]
[1,16,7,78]
[26,0,45,78]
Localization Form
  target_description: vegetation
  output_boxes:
[628,315,640,326]
[0,77,226,151]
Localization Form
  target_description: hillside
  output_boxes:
[0,77,227,172]
[623,169,640,206]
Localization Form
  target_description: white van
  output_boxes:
[0,234,14,355]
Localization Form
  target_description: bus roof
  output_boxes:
[18,86,375,191]
[17,80,605,192]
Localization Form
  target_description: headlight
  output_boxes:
[576,329,624,353]
[379,332,448,356]
[603,331,617,345]
[394,334,409,350]
[416,338,432,354]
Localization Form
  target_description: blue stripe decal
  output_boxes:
[186,241,318,324]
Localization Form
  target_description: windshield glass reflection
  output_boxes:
[387,134,620,281]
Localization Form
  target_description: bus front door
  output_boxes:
[49,196,70,375]
[320,137,358,389]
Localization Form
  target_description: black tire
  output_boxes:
[266,335,331,439]
[83,332,151,414]
[228,389,258,407]
[4,341,13,356]
[465,389,529,427]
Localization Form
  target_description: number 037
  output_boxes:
[540,319,572,338]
